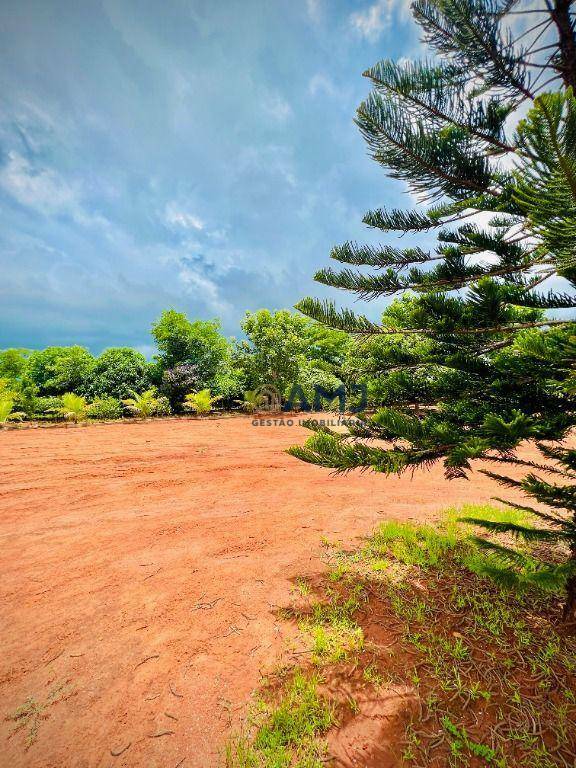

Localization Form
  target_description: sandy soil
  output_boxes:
[0,415,533,768]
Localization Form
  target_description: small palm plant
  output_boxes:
[122,389,159,418]
[235,389,266,413]
[52,393,88,422]
[184,389,221,415]
[0,397,25,424]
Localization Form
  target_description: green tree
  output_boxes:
[0,349,38,416]
[235,309,309,396]
[292,1,576,617]
[293,361,345,412]
[85,347,150,400]
[151,310,230,388]
[301,324,350,372]
[0,349,30,380]
[26,346,95,395]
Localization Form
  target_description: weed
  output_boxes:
[225,671,334,768]
[7,683,71,748]
[295,578,311,597]
[442,716,499,764]
[362,663,384,688]
[327,564,348,582]
[347,696,360,714]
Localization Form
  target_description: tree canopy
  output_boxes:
[291,0,576,618]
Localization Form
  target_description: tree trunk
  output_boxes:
[563,548,576,623]
[552,0,576,91]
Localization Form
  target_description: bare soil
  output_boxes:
[0,415,533,767]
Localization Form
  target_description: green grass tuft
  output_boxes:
[226,671,334,768]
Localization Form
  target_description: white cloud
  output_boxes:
[177,264,230,314]
[0,152,78,214]
[305,0,323,24]
[165,202,204,230]
[134,343,157,359]
[262,92,293,124]
[236,144,297,188]
[350,0,412,41]
[350,0,391,42]
[308,73,337,98]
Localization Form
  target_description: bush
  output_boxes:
[160,363,200,411]
[33,396,65,419]
[87,397,123,420]
[184,389,221,415]
[122,388,161,417]
[154,395,172,416]
[52,393,88,422]
[0,397,24,423]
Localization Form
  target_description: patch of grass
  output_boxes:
[7,698,44,747]
[446,503,531,529]
[306,619,364,664]
[388,585,429,624]
[298,586,366,664]
[295,578,311,597]
[362,662,384,688]
[7,683,72,748]
[230,507,576,767]
[366,519,461,568]
[225,671,334,768]
[327,563,348,582]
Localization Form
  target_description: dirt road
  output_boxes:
[0,416,528,767]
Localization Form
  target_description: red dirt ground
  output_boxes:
[0,415,534,768]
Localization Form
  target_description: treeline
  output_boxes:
[1,300,479,423]
[0,305,428,422]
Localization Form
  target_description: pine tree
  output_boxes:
[290,0,576,619]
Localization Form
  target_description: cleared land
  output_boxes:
[0,415,535,767]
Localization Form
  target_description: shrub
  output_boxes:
[122,388,160,417]
[160,363,200,411]
[0,398,24,423]
[154,395,172,416]
[289,363,344,411]
[235,389,266,413]
[184,389,221,415]
[87,397,123,420]
[52,393,89,422]
[34,396,65,418]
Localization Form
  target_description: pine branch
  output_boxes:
[295,298,382,334]
[364,59,517,153]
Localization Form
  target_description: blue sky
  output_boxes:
[0,0,421,354]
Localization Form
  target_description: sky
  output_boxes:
[0,0,422,355]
